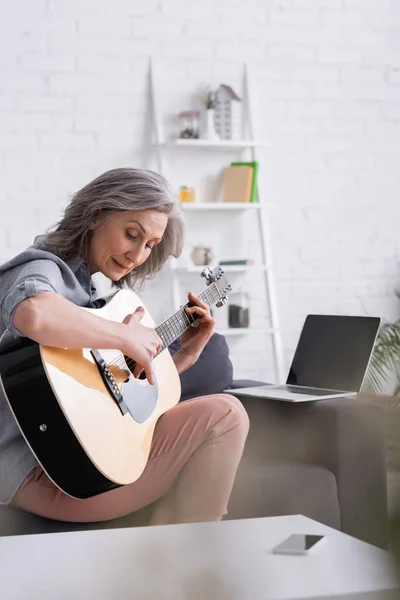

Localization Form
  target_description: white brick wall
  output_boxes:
[1,0,400,385]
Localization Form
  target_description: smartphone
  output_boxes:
[272,534,326,556]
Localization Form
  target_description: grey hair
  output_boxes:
[45,168,185,287]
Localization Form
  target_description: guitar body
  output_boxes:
[0,289,181,499]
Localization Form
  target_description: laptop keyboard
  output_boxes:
[273,385,343,396]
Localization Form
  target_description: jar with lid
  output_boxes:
[228,289,250,328]
[179,111,200,139]
[179,185,196,203]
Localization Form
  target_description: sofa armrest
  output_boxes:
[237,393,388,548]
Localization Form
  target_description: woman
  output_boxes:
[0,168,249,525]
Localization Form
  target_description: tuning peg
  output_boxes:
[216,295,228,308]
[201,267,213,282]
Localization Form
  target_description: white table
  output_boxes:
[0,515,398,600]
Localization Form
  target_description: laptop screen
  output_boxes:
[286,315,381,392]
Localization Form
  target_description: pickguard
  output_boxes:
[120,375,159,424]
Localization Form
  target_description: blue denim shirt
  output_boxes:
[0,235,101,504]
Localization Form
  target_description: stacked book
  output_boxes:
[222,161,259,203]
[219,259,254,266]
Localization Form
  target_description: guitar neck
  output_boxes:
[156,282,221,351]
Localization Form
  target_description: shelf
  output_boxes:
[217,328,274,336]
[163,139,271,149]
[175,265,268,273]
[180,202,264,211]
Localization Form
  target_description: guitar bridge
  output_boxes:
[90,349,128,416]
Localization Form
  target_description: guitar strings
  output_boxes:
[104,305,195,372]
[103,284,220,378]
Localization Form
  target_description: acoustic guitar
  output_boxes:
[0,267,231,499]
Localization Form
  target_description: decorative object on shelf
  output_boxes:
[223,165,253,203]
[190,245,214,266]
[230,160,259,203]
[179,185,196,203]
[179,111,200,139]
[228,289,250,329]
[214,84,242,141]
[200,87,220,141]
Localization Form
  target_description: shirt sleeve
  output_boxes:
[0,260,66,338]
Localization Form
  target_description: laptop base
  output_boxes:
[225,386,355,403]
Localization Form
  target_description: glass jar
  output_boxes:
[179,185,196,203]
[228,290,250,328]
[179,111,200,139]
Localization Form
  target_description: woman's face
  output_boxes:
[87,209,168,280]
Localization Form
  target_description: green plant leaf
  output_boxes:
[362,321,400,395]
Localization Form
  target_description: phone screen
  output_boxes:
[274,534,325,554]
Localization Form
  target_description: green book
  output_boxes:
[219,259,249,266]
[230,161,259,203]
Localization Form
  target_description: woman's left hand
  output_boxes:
[179,291,215,363]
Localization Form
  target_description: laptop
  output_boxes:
[228,314,381,402]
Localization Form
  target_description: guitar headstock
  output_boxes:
[201,267,232,308]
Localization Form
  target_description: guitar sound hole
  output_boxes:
[124,356,147,382]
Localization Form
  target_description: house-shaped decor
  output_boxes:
[214,84,242,140]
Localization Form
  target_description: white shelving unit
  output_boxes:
[149,60,285,382]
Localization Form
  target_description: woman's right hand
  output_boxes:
[122,306,162,385]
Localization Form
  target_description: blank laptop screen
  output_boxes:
[286,315,381,392]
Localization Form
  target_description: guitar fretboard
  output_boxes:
[156,282,220,351]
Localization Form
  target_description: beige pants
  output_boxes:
[12,394,249,526]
